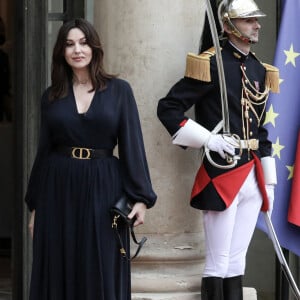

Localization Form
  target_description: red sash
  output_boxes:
[191,154,269,211]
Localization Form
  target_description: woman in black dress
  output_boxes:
[25,18,156,300]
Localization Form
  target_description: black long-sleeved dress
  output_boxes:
[25,78,157,300]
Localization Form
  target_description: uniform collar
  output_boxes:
[225,41,249,62]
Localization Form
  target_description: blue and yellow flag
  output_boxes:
[258,0,300,256]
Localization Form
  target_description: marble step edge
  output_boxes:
[132,272,201,293]
[132,288,257,300]
[132,292,200,300]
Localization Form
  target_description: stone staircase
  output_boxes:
[131,233,257,300]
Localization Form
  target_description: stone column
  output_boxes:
[94,1,206,299]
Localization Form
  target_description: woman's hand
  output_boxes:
[28,210,35,238]
[128,202,147,227]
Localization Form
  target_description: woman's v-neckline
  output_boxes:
[71,85,96,115]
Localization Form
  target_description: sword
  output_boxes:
[264,212,300,299]
[204,0,229,134]
[204,0,240,169]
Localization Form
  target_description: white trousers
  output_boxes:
[202,166,262,278]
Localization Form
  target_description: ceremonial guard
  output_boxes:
[157,0,279,299]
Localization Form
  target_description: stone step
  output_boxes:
[132,292,200,300]
[131,233,204,261]
[132,288,257,300]
[132,261,202,293]
[131,233,204,293]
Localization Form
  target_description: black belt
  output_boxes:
[55,146,113,159]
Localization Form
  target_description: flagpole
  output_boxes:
[282,249,290,299]
[274,1,289,299]
[276,0,282,35]
[275,248,290,300]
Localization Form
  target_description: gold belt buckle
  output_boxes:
[248,139,259,150]
[71,147,91,159]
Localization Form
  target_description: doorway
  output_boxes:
[0,1,15,299]
[0,1,84,299]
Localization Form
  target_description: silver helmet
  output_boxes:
[219,0,266,21]
[218,0,265,43]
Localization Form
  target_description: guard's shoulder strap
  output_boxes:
[184,47,216,82]
[250,51,280,94]
[262,63,280,93]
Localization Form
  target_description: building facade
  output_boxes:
[0,1,294,300]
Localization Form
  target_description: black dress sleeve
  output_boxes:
[117,80,157,208]
[25,90,51,211]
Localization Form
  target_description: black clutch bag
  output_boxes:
[111,195,147,260]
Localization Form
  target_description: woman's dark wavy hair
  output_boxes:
[49,18,115,101]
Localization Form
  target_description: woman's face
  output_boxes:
[64,28,92,71]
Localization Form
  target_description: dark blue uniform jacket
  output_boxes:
[157,41,273,211]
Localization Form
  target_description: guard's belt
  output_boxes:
[237,139,259,150]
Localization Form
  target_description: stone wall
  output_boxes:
[94,0,207,297]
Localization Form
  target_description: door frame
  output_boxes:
[13,0,83,298]
[14,1,47,298]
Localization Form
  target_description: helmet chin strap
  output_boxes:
[230,26,253,44]
[224,15,254,44]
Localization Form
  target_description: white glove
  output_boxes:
[172,119,236,160]
[265,184,275,215]
[206,134,235,159]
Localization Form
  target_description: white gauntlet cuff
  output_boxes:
[172,119,211,148]
[261,156,277,185]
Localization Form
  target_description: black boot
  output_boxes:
[223,275,243,300]
[201,277,224,300]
